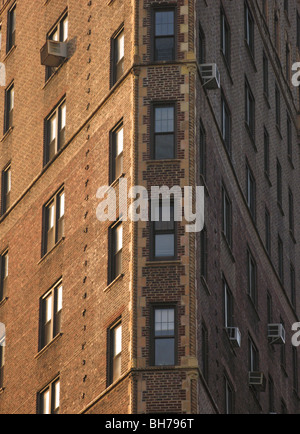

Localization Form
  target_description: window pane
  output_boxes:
[45,294,53,323]
[51,27,59,42]
[155,134,174,159]
[57,285,63,312]
[116,127,123,156]
[155,234,174,257]
[48,203,55,229]
[54,380,60,411]
[155,107,174,133]
[62,17,68,41]
[114,224,123,253]
[155,339,175,366]
[42,389,51,415]
[155,309,174,336]
[117,32,124,61]
[3,254,8,279]
[59,192,65,218]
[60,103,66,130]
[114,324,122,356]
[50,115,57,142]
[155,11,174,36]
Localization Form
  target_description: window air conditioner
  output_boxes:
[267,324,286,345]
[248,372,266,392]
[199,63,221,89]
[226,327,242,348]
[40,40,68,67]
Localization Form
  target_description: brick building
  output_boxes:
[0,0,299,414]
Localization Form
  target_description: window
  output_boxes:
[6,4,16,53]
[265,207,271,255]
[222,185,232,246]
[1,164,11,215]
[225,377,234,414]
[274,12,280,53]
[287,113,292,160]
[293,347,298,393]
[152,306,176,366]
[199,23,205,64]
[245,2,254,55]
[275,84,281,130]
[108,320,122,385]
[4,83,14,133]
[200,226,207,281]
[153,104,175,160]
[248,337,259,372]
[262,0,268,20]
[247,249,257,307]
[267,292,273,324]
[268,376,275,414]
[153,9,175,61]
[276,159,282,207]
[43,188,65,256]
[285,43,291,83]
[245,78,255,137]
[151,200,176,260]
[288,188,294,235]
[0,251,8,302]
[44,99,66,164]
[0,341,4,390]
[110,121,124,183]
[278,235,284,283]
[298,13,300,50]
[221,93,231,152]
[111,27,124,86]
[290,263,296,308]
[201,322,208,382]
[40,281,62,350]
[264,127,270,176]
[246,164,256,219]
[263,52,269,97]
[224,279,234,328]
[199,120,206,179]
[46,13,68,81]
[38,378,60,414]
[221,8,231,67]
[280,317,286,368]
[109,221,123,283]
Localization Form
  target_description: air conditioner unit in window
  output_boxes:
[40,40,68,67]
[226,327,242,348]
[199,63,221,90]
[268,324,286,345]
[249,372,266,392]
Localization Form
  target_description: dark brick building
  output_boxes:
[0,0,299,414]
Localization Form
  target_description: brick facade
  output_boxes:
[0,0,299,414]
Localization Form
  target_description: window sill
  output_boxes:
[103,274,124,293]
[38,237,65,265]
[146,260,181,267]
[146,159,181,164]
[3,45,17,62]
[0,126,14,143]
[0,297,8,308]
[34,333,63,360]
